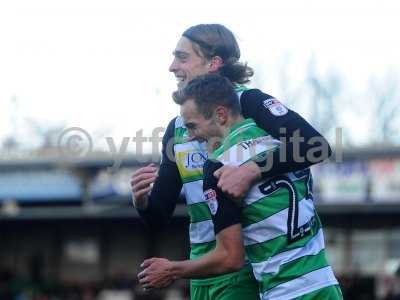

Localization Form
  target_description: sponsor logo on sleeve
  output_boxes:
[204,188,218,215]
[263,98,288,116]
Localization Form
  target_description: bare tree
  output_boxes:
[1,96,20,156]
[305,58,342,137]
[276,52,305,109]
[368,71,400,145]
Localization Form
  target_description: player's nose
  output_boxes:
[169,58,178,72]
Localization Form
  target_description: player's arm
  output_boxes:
[214,90,333,199]
[132,117,183,231]
[138,160,244,289]
[138,225,243,290]
[172,223,243,278]
[241,89,332,177]
[171,160,244,278]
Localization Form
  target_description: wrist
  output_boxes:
[170,261,184,280]
[243,161,262,182]
[133,195,149,210]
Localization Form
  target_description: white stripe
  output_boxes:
[189,220,216,244]
[175,116,185,128]
[243,198,315,246]
[243,180,272,207]
[260,266,338,300]
[236,90,244,101]
[183,180,204,205]
[217,137,280,166]
[251,229,326,280]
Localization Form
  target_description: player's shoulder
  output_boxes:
[240,88,293,119]
[240,88,275,102]
[166,116,179,129]
[165,115,189,128]
[163,116,179,142]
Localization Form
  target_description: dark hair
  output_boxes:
[173,73,241,119]
[182,24,254,84]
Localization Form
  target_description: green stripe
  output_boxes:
[190,240,216,259]
[259,249,329,293]
[211,119,265,157]
[234,84,249,93]
[191,264,253,286]
[241,190,289,228]
[174,127,188,144]
[212,127,268,160]
[294,178,308,202]
[187,202,212,223]
[228,119,259,139]
[245,215,322,263]
[241,178,309,227]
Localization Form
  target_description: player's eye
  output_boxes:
[178,57,187,63]
[175,53,188,62]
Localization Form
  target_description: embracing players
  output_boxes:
[133,24,337,299]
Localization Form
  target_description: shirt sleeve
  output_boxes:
[136,117,183,231]
[203,160,241,235]
[240,89,332,178]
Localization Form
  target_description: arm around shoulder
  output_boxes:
[240,89,332,177]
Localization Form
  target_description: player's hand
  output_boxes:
[213,161,261,201]
[131,163,158,210]
[138,258,176,291]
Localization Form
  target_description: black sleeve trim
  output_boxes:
[137,117,183,231]
[203,160,241,235]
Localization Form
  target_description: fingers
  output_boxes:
[133,186,152,200]
[131,164,158,187]
[138,259,152,287]
[215,166,236,189]
[141,258,155,269]
[213,166,223,179]
[138,258,156,292]
[138,258,174,292]
[138,273,153,292]
[131,165,158,202]
[131,173,157,188]
[214,165,247,198]
[133,177,156,192]
[138,269,146,280]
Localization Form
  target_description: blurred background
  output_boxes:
[0,0,399,299]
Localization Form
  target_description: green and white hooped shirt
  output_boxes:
[205,118,339,299]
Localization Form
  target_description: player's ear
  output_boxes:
[209,56,223,72]
[215,106,228,125]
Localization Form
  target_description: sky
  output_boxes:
[0,0,399,154]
